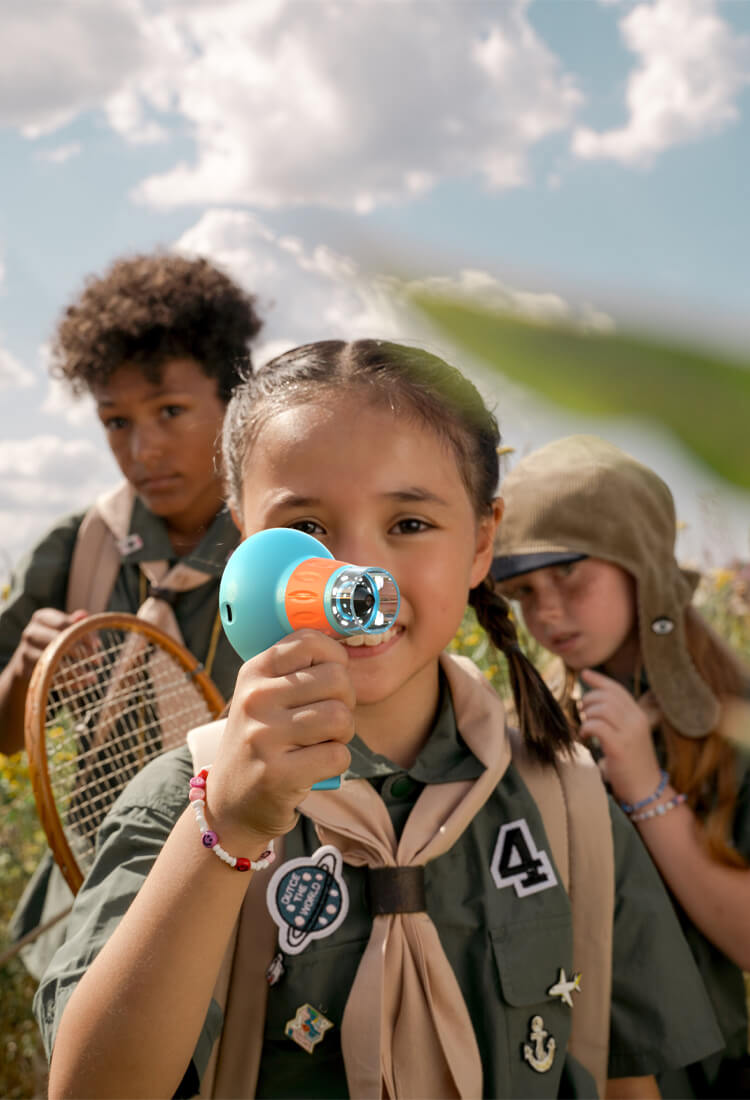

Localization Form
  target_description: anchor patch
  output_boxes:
[522,1015,556,1073]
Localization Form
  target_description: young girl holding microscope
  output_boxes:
[39,344,723,1099]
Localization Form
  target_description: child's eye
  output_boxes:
[390,518,431,535]
[289,520,326,537]
[103,416,128,432]
[160,404,184,419]
[557,561,578,579]
[507,586,528,601]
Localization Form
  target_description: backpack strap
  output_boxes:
[65,483,134,613]
[511,731,613,1098]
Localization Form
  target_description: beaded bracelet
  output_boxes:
[189,768,276,872]
[618,769,668,815]
[629,792,687,824]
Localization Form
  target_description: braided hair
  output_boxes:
[223,339,574,762]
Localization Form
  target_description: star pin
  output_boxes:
[547,968,582,1008]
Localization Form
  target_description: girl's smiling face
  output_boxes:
[237,393,499,738]
[497,558,639,680]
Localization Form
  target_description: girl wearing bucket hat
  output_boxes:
[493,434,750,1099]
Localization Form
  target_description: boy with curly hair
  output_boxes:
[1,252,263,975]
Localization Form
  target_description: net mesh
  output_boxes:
[42,623,218,878]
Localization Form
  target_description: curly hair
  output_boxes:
[50,252,263,402]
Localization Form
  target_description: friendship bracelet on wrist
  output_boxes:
[189,768,276,872]
[629,792,687,824]
[618,769,668,815]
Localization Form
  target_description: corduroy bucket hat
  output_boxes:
[492,435,719,738]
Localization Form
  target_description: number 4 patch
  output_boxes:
[491,819,557,897]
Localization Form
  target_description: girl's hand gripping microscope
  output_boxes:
[219,528,400,789]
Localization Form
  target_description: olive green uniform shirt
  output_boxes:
[35,681,723,1098]
[3,497,241,976]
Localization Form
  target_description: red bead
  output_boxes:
[235,857,251,872]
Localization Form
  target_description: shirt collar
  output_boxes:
[344,670,486,784]
[122,498,240,575]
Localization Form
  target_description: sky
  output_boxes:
[1,0,749,578]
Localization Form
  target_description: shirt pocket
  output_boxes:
[490,915,574,1098]
[263,936,366,1042]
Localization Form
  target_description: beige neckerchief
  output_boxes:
[66,482,214,643]
[301,655,510,1099]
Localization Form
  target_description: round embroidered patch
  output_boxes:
[266,845,350,954]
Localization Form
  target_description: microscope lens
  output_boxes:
[352,581,376,620]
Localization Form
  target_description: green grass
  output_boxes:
[0,754,48,1099]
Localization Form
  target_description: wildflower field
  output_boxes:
[1,565,749,1097]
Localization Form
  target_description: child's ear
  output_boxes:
[470,497,504,587]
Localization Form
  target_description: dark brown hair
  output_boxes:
[223,338,574,762]
[665,609,749,867]
[51,253,262,401]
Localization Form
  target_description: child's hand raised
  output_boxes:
[206,629,355,849]
[12,607,90,680]
[578,668,663,808]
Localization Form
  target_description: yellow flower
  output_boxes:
[713,568,734,588]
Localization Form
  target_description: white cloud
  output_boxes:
[176,208,615,363]
[0,435,118,559]
[0,0,151,135]
[41,376,98,427]
[399,269,614,332]
[126,0,581,211]
[0,436,103,494]
[2,1,583,210]
[105,89,168,145]
[35,142,82,164]
[573,0,750,164]
[0,257,35,390]
[37,342,98,426]
[174,209,406,358]
[0,344,35,390]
